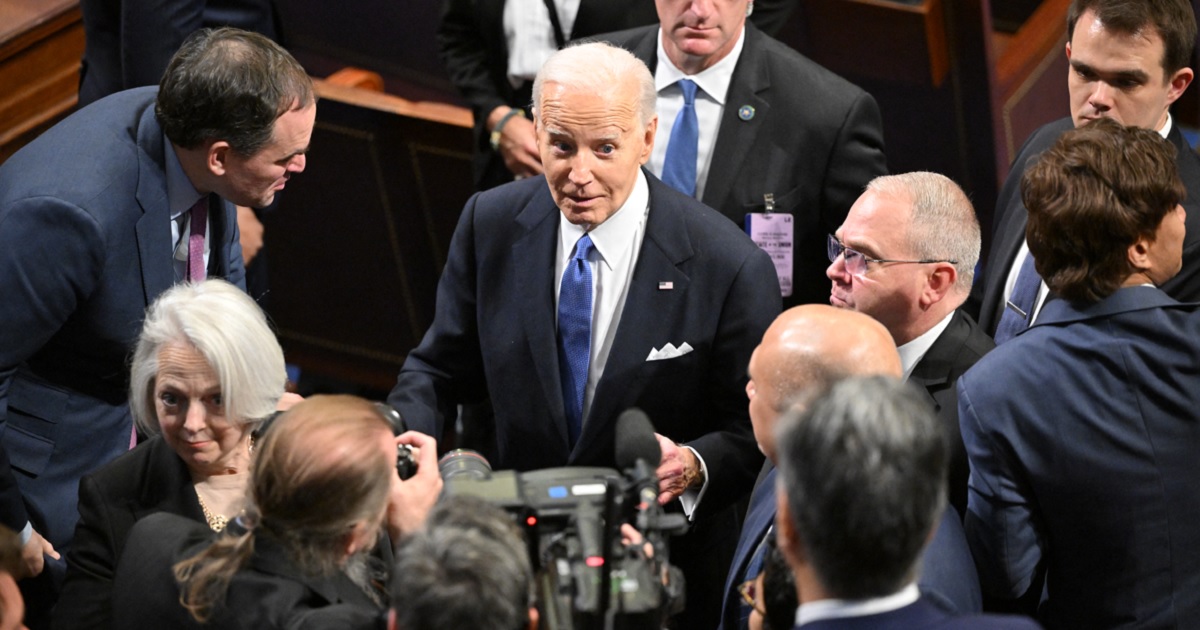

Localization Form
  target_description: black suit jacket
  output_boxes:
[78,0,279,107]
[439,0,805,191]
[112,512,385,630]
[600,23,888,308]
[50,436,204,630]
[909,309,993,519]
[795,596,1040,629]
[389,171,780,627]
[966,117,1200,335]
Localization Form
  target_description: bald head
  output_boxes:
[747,305,901,461]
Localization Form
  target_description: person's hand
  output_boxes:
[488,106,542,178]
[19,529,59,579]
[385,431,443,541]
[620,523,654,559]
[236,205,264,265]
[654,433,703,505]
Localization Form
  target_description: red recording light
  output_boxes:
[585,556,604,568]
[526,516,537,527]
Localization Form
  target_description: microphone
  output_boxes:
[615,408,661,510]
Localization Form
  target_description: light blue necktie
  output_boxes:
[662,79,700,197]
[557,234,594,446]
[994,252,1040,344]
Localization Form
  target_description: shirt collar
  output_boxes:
[653,25,746,105]
[796,583,920,626]
[165,135,204,220]
[1159,113,1173,139]
[897,311,956,381]
[558,169,650,271]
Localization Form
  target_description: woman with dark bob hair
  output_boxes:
[51,279,298,629]
[958,117,1200,627]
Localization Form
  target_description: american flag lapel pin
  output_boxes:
[658,281,674,290]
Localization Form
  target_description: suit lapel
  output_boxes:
[134,106,175,306]
[722,466,777,602]
[513,191,573,449]
[703,25,770,214]
[573,177,694,460]
[908,311,970,412]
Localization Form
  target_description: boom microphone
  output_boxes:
[616,408,661,509]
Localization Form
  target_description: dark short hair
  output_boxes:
[1022,116,1183,303]
[156,27,314,155]
[390,496,532,630]
[1067,0,1197,77]
[775,376,946,599]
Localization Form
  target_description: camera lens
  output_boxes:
[438,449,493,480]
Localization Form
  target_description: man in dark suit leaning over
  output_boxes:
[826,172,992,519]
[388,41,781,628]
[966,0,1200,341]
[775,377,1040,630]
[0,26,313,604]
[598,0,887,308]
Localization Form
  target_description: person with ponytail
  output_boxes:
[110,395,441,629]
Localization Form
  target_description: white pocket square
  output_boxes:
[646,342,694,362]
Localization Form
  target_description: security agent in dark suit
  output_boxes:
[441,0,805,192]
[0,27,312,623]
[775,377,1039,630]
[598,0,887,309]
[959,118,1200,627]
[389,41,781,628]
[966,0,1200,339]
[826,172,992,519]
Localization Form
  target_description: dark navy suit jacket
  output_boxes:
[600,23,887,308]
[0,87,244,555]
[966,117,1200,335]
[959,286,1200,627]
[388,171,780,627]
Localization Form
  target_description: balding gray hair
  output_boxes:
[867,172,980,290]
[532,41,657,128]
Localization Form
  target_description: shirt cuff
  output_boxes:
[18,522,31,546]
[677,446,710,521]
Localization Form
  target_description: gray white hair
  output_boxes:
[390,496,533,630]
[129,279,285,435]
[774,376,947,599]
[532,41,657,128]
[867,172,981,290]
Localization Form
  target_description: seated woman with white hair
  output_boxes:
[51,279,300,630]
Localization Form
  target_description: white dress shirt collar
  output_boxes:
[897,311,955,381]
[653,25,745,106]
[795,583,920,626]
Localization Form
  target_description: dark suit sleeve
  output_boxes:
[819,90,888,235]
[437,0,508,120]
[747,0,799,37]
[387,194,489,439]
[0,198,106,529]
[51,475,122,630]
[119,0,206,89]
[957,375,1045,604]
[688,247,780,512]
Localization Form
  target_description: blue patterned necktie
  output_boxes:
[994,251,1040,344]
[661,79,700,196]
[558,233,594,446]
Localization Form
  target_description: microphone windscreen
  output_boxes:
[615,408,661,470]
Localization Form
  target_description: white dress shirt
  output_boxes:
[165,137,210,282]
[795,583,920,626]
[647,26,746,200]
[504,0,582,86]
[1004,115,1175,324]
[554,170,650,423]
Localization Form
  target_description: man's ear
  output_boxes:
[920,263,958,308]
[1127,236,1153,271]
[639,115,659,166]
[207,140,232,177]
[1166,67,1194,107]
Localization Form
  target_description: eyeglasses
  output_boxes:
[827,234,958,277]
[738,578,767,616]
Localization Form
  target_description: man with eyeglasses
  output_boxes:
[825,172,991,519]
